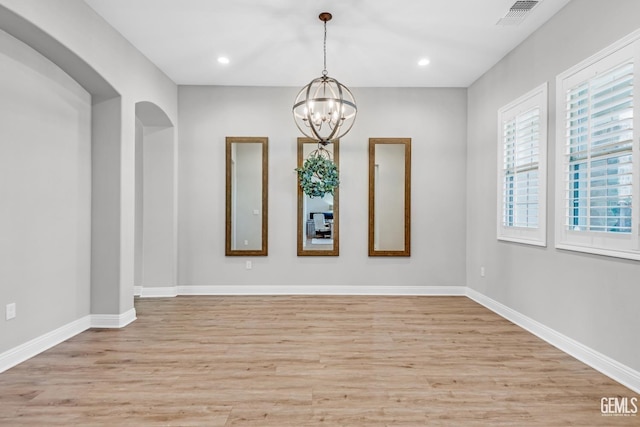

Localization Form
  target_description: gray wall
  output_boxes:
[0,29,91,353]
[178,86,467,289]
[140,126,177,286]
[467,0,640,371]
[135,119,144,287]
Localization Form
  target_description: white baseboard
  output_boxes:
[466,287,640,394]
[0,309,138,373]
[0,315,91,374]
[133,285,142,296]
[91,308,137,328]
[177,284,467,296]
[139,286,178,298]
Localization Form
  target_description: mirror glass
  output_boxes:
[297,138,339,256]
[369,138,411,256]
[226,137,268,256]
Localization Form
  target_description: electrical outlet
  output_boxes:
[246,260,252,270]
[244,240,249,246]
[253,209,260,215]
[480,267,485,277]
[6,303,16,320]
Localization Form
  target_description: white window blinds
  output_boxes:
[497,83,547,246]
[564,62,634,233]
[502,107,540,228]
[556,34,640,260]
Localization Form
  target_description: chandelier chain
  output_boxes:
[322,20,328,76]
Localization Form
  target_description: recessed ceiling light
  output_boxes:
[418,58,430,66]
[217,56,230,65]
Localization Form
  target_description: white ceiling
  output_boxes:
[84,0,570,88]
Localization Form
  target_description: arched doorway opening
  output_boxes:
[135,102,177,296]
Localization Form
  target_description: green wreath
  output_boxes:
[295,153,340,198]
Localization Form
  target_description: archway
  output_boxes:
[135,101,177,297]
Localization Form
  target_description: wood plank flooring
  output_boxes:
[0,296,636,426]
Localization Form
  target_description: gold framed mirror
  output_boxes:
[369,138,411,256]
[297,137,339,256]
[225,136,268,256]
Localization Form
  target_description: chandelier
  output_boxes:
[293,12,357,146]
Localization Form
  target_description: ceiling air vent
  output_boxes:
[496,0,540,26]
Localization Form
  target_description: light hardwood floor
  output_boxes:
[0,296,636,426]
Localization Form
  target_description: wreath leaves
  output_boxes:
[295,153,339,198]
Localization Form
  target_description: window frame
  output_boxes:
[555,31,640,260]
[497,83,548,246]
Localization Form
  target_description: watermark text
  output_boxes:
[601,397,638,417]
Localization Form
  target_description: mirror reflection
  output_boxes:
[297,138,339,256]
[226,137,268,256]
[369,138,411,256]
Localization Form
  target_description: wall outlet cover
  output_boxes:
[6,303,16,320]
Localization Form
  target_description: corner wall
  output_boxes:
[466,0,640,372]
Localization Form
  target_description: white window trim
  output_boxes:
[497,83,548,246]
[555,30,640,261]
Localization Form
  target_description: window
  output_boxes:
[555,32,640,260]
[497,83,548,246]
